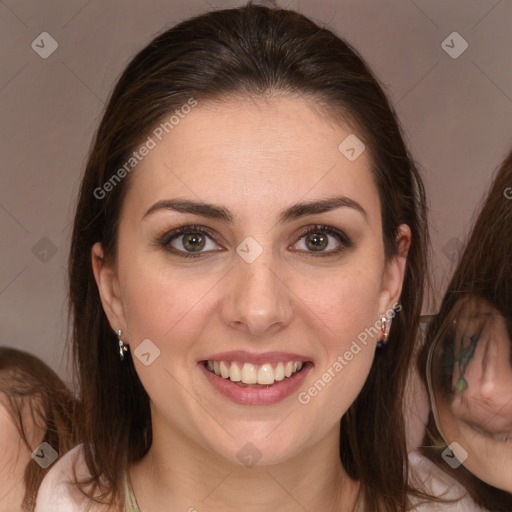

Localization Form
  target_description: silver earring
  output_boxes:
[116,329,128,360]
[377,316,389,348]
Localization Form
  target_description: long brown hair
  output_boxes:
[418,148,512,511]
[68,3,429,510]
[0,346,79,511]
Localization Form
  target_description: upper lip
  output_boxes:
[200,351,312,365]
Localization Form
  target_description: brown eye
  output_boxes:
[304,232,328,251]
[180,232,206,252]
[157,225,222,258]
[291,224,352,256]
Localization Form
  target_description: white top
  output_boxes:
[34,445,487,512]
[34,444,110,512]
[407,451,487,511]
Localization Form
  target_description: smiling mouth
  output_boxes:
[202,360,310,387]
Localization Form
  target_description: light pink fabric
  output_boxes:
[35,445,487,512]
[408,451,487,511]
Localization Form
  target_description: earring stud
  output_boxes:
[116,329,128,360]
[377,316,389,348]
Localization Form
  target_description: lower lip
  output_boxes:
[199,362,313,405]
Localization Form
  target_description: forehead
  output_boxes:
[121,95,380,224]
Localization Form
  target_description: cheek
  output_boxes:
[291,264,383,408]
[119,258,223,356]
[294,262,384,337]
[0,408,27,470]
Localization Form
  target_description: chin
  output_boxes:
[204,427,311,468]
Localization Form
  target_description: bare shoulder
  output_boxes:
[34,444,110,512]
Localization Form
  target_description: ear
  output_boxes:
[378,224,411,315]
[91,242,129,342]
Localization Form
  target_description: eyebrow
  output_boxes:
[142,196,368,224]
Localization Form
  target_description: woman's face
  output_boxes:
[433,295,512,492]
[93,95,409,466]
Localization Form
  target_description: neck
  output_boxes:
[130,418,360,512]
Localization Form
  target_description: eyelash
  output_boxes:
[155,223,352,259]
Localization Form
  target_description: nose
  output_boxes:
[221,253,294,338]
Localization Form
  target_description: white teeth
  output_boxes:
[274,362,285,381]
[241,362,258,384]
[206,360,305,385]
[257,364,275,385]
[229,362,241,382]
[219,361,229,379]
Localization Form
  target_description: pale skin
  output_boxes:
[0,399,28,512]
[0,387,44,512]
[91,95,411,511]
